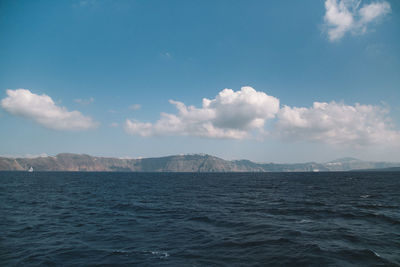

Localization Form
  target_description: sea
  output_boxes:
[1,171,399,266]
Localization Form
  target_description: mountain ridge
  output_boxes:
[1,153,399,172]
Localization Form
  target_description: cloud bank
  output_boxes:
[324,0,391,41]
[125,86,280,139]
[1,89,98,131]
[277,101,400,146]
[125,87,400,147]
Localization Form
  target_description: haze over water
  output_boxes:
[1,172,399,266]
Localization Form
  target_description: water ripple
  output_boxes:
[1,171,400,266]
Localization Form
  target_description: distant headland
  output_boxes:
[1,153,399,172]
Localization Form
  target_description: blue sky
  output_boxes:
[1,0,399,162]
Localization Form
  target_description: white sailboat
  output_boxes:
[28,167,33,172]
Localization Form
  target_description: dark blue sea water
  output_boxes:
[1,172,400,266]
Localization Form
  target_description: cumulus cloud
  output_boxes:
[74,97,94,105]
[276,101,400,146]
[1,89,98,131]
[124,86,280,139]
[129,104,141,110]
[324,0,391,41]
[124,86,400,147]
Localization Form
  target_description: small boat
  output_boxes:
[28,167,33,172]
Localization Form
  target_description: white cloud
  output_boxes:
[1,89,98,131]
[74,97,94,105]
[125,86,400,147]
[129,104,141,110]
[161,52,172,59]
[72,0,98,8]
[124,86,280,139]
[359,1,391,23]
[276,101,400,146]
[324,0,391,41]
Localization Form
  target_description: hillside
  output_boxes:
[0,153,399,172]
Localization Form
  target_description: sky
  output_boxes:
[1,0,399,163]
